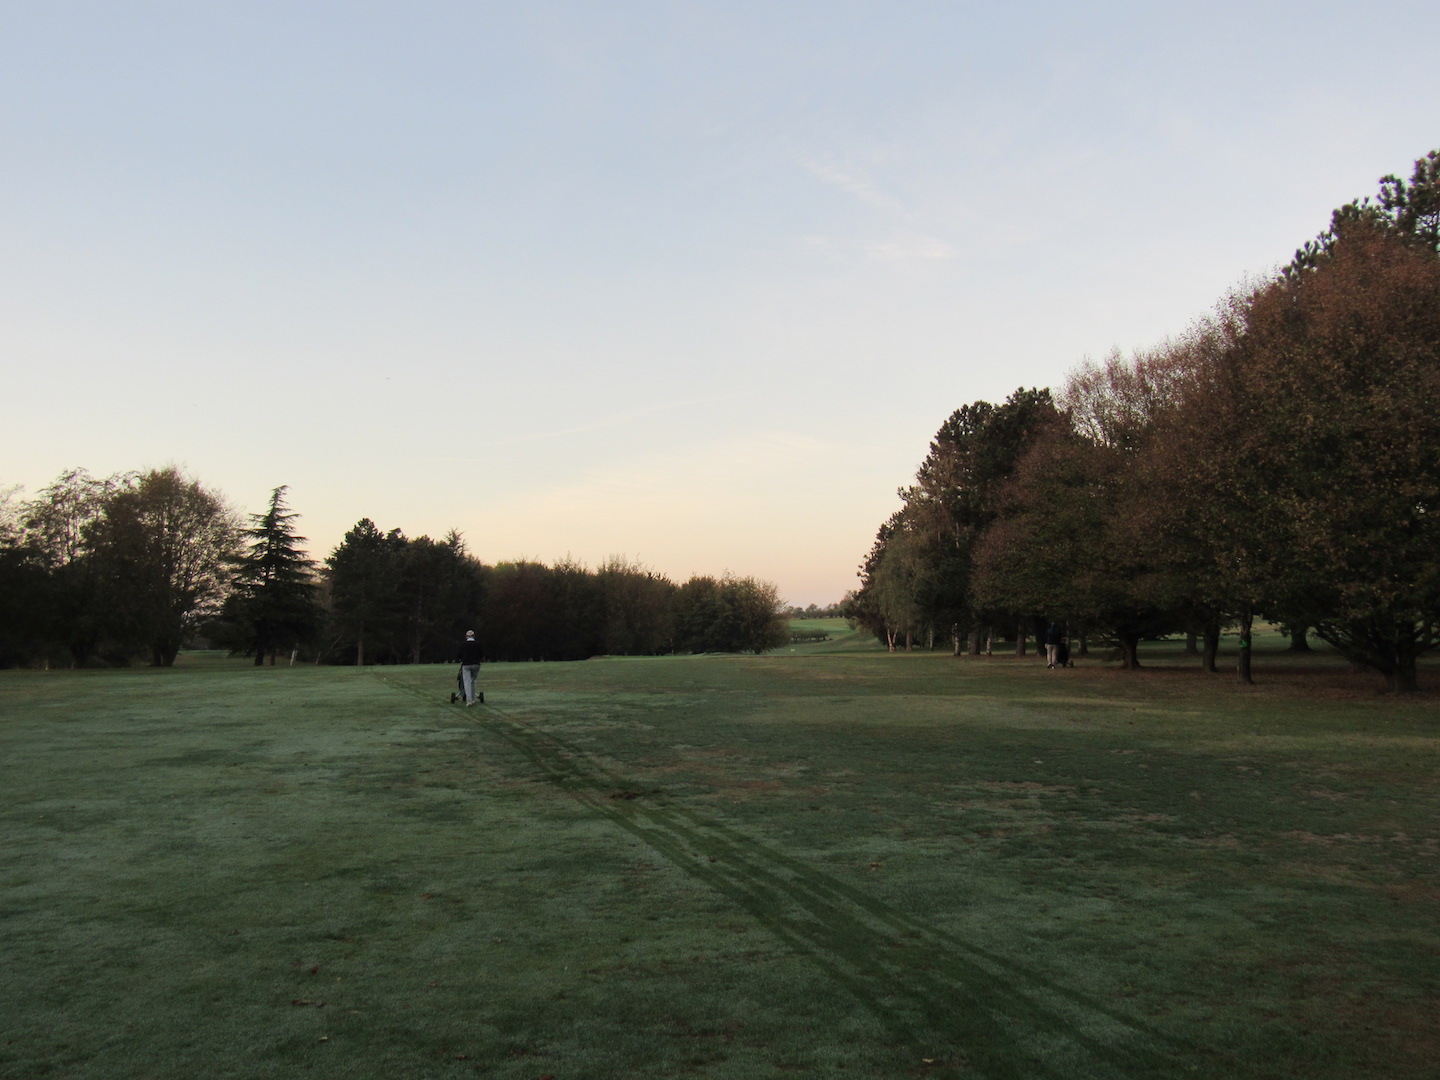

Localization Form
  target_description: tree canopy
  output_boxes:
[854,148,1440,691]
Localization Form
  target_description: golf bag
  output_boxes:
[451,665,483,705]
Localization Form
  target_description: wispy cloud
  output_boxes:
[799,156,956,263]
[866,231,956,262]
[799,229,956,264]
[801,157,908,215]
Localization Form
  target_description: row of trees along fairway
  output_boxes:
[0,475,790,668]
[321,529,789,664]
[850,149,1440,692]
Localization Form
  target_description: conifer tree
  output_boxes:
[228,486,321,665]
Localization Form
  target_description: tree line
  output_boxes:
[848,150,1440,693]
[0,475,789,668]
[784,602,847,619]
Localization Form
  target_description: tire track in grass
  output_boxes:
[381,675,1213,1078]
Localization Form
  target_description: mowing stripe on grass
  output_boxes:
[374,670,1214,1078]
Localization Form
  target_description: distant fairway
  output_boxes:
[2,643,1436,1079]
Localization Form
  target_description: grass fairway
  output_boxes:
[2,646,1437,1079]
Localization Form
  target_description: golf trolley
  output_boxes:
[451,666,483,705]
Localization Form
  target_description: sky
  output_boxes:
[3,1,1437,606]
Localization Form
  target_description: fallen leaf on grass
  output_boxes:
[290,999,326,1008]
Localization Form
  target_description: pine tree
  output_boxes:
[325,518,407,666]
[229,486,321,665]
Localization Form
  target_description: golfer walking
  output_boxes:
[459,629,484,706]
[1044,622,1063,669]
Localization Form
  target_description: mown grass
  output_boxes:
[1,642,1436,1079]
[782,617,871,651]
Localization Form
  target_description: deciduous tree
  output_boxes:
[853,388,1058,652]
[21,468,123,665]
[87,467,240,666]
[1239,226,1440,690]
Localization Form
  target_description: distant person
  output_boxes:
[459,629,484,706]
[1044,622,1063,669]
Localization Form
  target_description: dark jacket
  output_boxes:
[460,637,484,665]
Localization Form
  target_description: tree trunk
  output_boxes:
[1389,664,1420,693]
[153,636,181,667]
[1014,620,1026,657]
[1118,631,1141,669]
[1381,636,1421,693]
[1286,625,1313,652]
[1237,612,1253,685]
[952,624,961,657]
[1202,623,1221,673]
[1184,631,1198,656]
[969,628,982,656]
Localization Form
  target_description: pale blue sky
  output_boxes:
[3,1,1437,605]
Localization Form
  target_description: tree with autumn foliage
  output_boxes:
[1131,152,1440,692]
[971,366,1179,669]
[852,388,1057,651]
[1231,225,1440,690]
[858,148,1440,689]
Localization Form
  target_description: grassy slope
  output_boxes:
[1,646,1436,1079]
[783,617,877,652]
